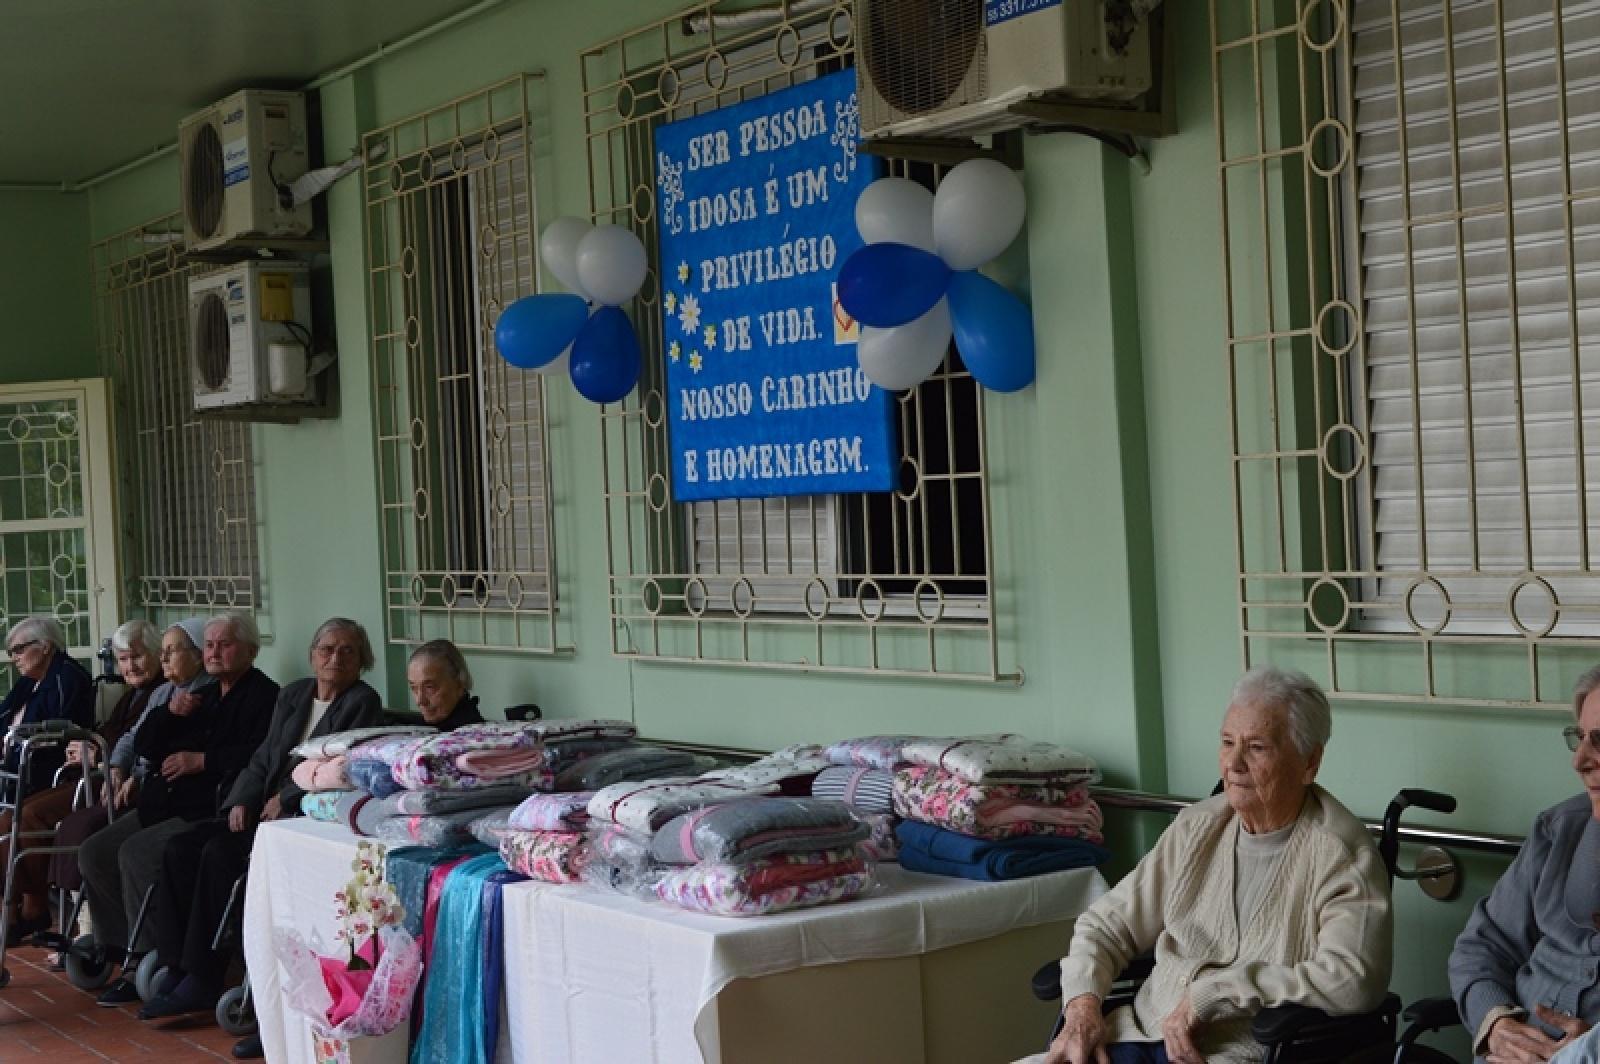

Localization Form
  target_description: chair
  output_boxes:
[1030,787,1459,1064]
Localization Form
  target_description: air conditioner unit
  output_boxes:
[179,89,313,252]
[857,0,1154,139]
[189,262,314,411]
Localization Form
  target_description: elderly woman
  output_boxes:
[407,639,484,731]
[0,616,94,800]
[1,620,166,945]
[1044,666,1392,1064]
[1448,666,1600,1063]
[140,617,385,1020]
[47,619,211,902]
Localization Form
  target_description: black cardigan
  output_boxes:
[226,677,385,816]
[135,666,279,824]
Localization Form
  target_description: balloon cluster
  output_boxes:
[839,159,1035,393]
[493,218,648,404]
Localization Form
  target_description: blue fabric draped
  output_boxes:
[894,820,1111,881]
[410,853,505,1064]
[479,868,525,1057]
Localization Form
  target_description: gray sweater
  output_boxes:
[1450,794,1600,1056]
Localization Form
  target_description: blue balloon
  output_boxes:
[568,306,642,404]
[494,293,589,369]
[946,271,1035,393]
[837,242,951,329]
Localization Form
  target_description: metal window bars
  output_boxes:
[1213,0,1600,709]
[582,1,1009,682]
[362,75,565,654]
[92,215,263,629]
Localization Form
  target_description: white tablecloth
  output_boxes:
[499,863,1107,1064]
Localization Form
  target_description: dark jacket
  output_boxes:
[1,648,95,797]
[135,666,278,824]
[227,677,384,816]
[436,695,485,733]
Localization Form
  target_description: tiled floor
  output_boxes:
[0,945,241,1062]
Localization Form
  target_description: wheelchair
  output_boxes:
[1031,787,1460,1064]
[0,721,113,990]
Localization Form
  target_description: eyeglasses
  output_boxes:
[1563,725,1600,752]
[315,645,359,660]
[7,639,41,658]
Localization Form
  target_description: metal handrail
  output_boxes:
[1094,786,1524,858]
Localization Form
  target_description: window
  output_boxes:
[363,76,563,654]
[586,4,1008,680]
[93,215,263,626]
[1215,0,1600,707]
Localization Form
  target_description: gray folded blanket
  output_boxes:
[552,745,704,792]
[650,797,866,866]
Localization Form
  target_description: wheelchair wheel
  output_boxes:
[1393,1046,1458,1064]
[63,935,112,991]
[216,985,255,1036]
[133,951,167,1002]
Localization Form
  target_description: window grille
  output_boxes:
[1214,0,1600,708]
[363,76,564,654]
[93,215,263,628]
[583,2,1009,681]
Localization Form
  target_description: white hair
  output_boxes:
[1230,664,1332,757]
[9,615,66,653]
[111,619,160,655]
[1572,664,1600,719]
[205,611,261,651]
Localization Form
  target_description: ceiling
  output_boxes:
[0,0,501,186]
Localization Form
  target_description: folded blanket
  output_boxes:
[894,820,1110,881]
[552,746,702,792]
[347,734,428,797]
[499,829,589,884]
[811,765,895,814]
[290,754,349,793]
[651,797,867,866]
[701,754,832,794]
[389,724,545,792]
[544,737,642,775]
[892,765,1103,841]
[859,812,900,862]
[454,747,547,779]
[652,848,873,916]
[508,791,595,832]
[293,725,434,760]
[582,825,663,895]
[369,807,498,847]
[469,810,512,848]
[821,735,921,772]
[532,719,638,743]
[300,789,355,823]
[588,777,776,836]
[392,784,535,816]
[898,736,1097,786]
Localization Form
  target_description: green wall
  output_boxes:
[0,0,1569,1027]
[0,191,93,381]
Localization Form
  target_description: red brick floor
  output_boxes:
[0,945,240,1062]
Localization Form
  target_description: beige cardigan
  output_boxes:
[1057,785,1393,1064]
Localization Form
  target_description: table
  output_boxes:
[243,818,1107,1064]
[498,862,1106,1064]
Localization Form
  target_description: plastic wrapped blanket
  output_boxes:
[651,847,875,917]
[700,753,832,794]
[389,724,550,792]
[468,810,512,848]
[858,812,901,862]
[551,746,705,791]
[820,735,921,772]
[293,726,434,760]
[894,820,1111,881]
[587,777,776,835]
[507,791,595,832]
[892,765,1103,841]
[292,755,350,793]
[898,736,1098,785]
[346,734,426,798]
[276,925,422,1040]
[650,797,867,866]
[301,789,357,823]
[498,829,589,884]
[581,824,663,896]
[370,807,503,847]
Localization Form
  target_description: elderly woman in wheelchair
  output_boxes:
[1040,665,1392,1064]
[1437,665,1600,1064]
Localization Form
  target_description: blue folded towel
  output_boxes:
[894,820,1110,881]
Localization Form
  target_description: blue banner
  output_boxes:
[984,0,1062,27]
[654,69,895,502]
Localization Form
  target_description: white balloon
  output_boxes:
[932,158,1026,271]
[539,217,593,299]
[537,346,572,376]
[857,299,952,391]
[855,177,935,250]
[576,224,649,307]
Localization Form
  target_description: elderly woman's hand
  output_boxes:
[1161,993,1204,1064]
[1045,994,1109,1064]
[1485,1013,1567,1063]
